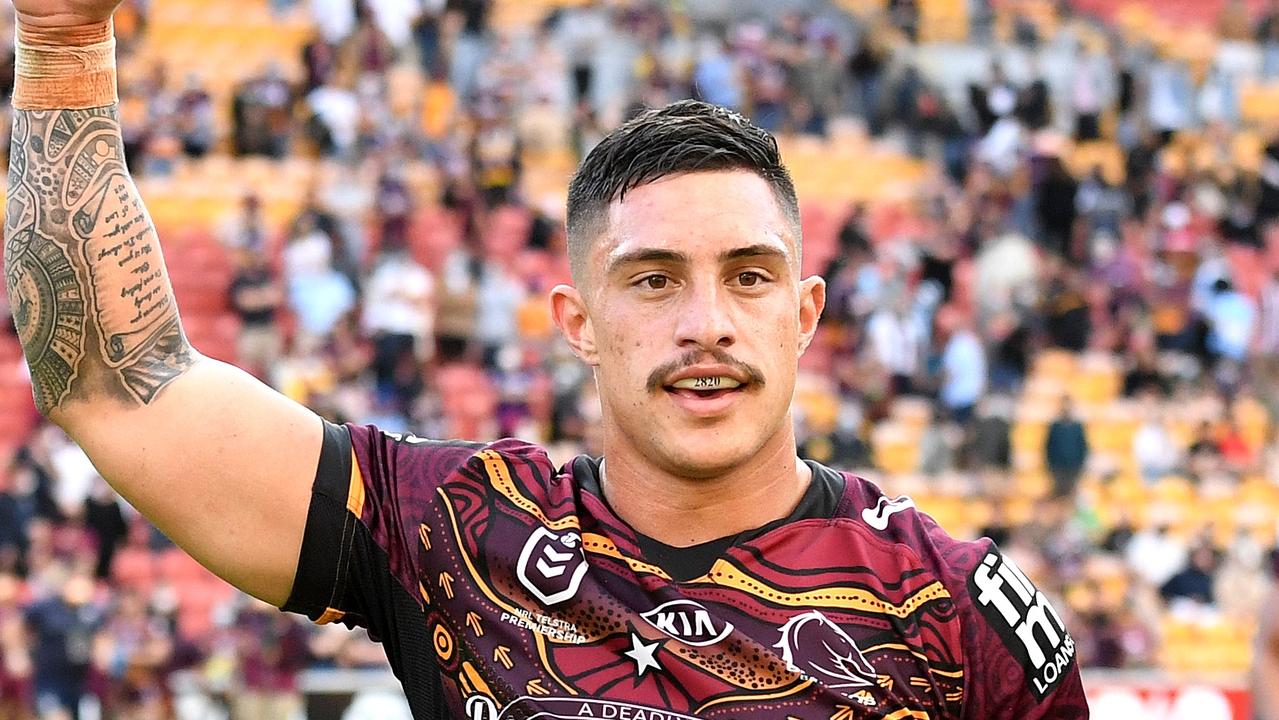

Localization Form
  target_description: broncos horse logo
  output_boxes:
[774,611,877,690]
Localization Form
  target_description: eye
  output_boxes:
[736,271,766,287]
[638,274,669,291]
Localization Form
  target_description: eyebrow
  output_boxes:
[606,248,689,275]
[606,242,791,275]
[720,243,790,263]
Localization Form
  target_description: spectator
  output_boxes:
[1126,524,1189,592]
[0,573,32,720]
[44,430,98,522]
[345,14,396,78]
[229,248,286,380]
[1044,270,1092,352]
[434,243,480,362]
[471,115,522,207]
[1205,278,1258,364]
[0,470,24,573]
[1123,348,1170,398]
[1037,158,1080,259]
[792,34,843,136]
[846,24,887,134]
[25,565,102,720]
[449,0,492,102]
[1045,396,1089,501]
[310,0,356,44]
[306,68,361,158]
[1258,268,1279,366]
[92,589,173,720]
[232,601,310,720]
[174,72,215,159]
[232,63,295,158]
[692,36,742,110]
[365,0,420,49]
[866,294,926,396]
[917,409,954,476]
[373,165,414,249]
[1217,418,1254,469]
[889,0,920,41]
[1077,168,1128,241]
[964,394,1012,472]
[1147,55,1194,143]
[935,307,986,423]
[362,247,435,408]
[1161,544,1218,610]
[1187,420,1225,480]
[300,34,339,94]
[220,194,268,254]
[474,258,525,369]
[1262,0,1279,78]
[283,215,357,342]
[1133,406,1182,483]
[1069,43,1111,141]
[81,481,125,582]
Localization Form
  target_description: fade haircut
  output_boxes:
[565,100,801,286]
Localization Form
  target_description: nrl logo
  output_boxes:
[774,610,878,691]
[516,527,589,606]
[640,599,733,647]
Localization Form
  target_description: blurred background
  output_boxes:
[0,0,1277,718]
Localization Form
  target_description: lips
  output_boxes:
[663,385,747,417]
[669,376,744,391]
[662,365,750,389]
[661,366,751,416]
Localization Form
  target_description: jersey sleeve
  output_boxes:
[927,526,1090,719]
[280,420,483,639]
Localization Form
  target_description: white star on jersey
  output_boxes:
[624,633,662,676]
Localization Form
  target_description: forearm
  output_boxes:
[4,7,321,608]
[4,21,195,416]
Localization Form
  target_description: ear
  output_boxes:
[550,284,600,366]
[797,275,826,354]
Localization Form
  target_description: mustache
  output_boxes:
[645,348,767,394]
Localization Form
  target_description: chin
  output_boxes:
[650,431,763,479]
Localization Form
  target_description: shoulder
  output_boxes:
[835,472,995,586]
[342,423,553,469]
[838,475,1085,710]
[328,422,561,507]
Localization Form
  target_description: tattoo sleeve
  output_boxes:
[4,105,194,413]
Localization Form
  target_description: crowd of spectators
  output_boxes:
[4,0,1279,716]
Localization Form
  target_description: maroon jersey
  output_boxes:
[284,422,1089,719]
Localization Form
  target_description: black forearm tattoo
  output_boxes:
[4,106,193,413]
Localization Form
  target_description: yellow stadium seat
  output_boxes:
[872,423,921,474]
[1068,141,1126,184]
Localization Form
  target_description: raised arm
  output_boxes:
[4,1,320,606]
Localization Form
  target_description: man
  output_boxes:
[936,306,987,424]
[3,2,1088,718]
[1044,396,1088,502]
[24,564,101,720]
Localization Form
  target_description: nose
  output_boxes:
[673,279,736,350]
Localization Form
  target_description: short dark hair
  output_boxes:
[565,100,801,285]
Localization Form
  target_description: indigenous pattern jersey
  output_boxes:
[284,423,1089,719]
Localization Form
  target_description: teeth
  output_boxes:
[671,376,742,390]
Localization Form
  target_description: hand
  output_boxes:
[11,0,124,29]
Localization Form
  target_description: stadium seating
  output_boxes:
[2,0,1278,693]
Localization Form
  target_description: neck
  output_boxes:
[598,422,812,547]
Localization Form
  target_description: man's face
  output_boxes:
[553,170,825,478]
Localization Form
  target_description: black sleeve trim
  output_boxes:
[281,420,360,622]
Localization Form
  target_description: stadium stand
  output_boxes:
[1,0,1279,717]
